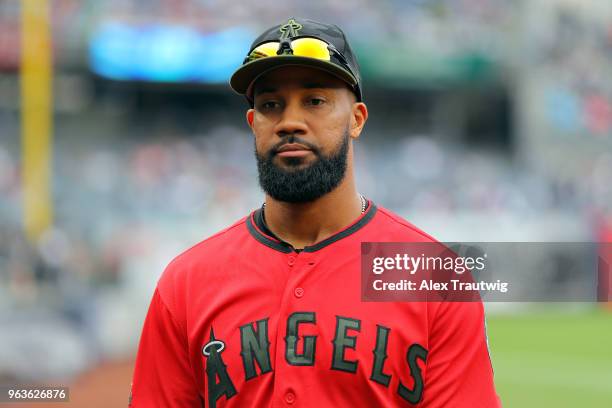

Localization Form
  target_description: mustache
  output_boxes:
[270,135,320,156]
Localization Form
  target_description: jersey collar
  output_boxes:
[246,199,377,253]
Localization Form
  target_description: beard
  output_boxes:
[255,129,350,203]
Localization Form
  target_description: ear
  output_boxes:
[349,102,368,139]
[246,109,255,133]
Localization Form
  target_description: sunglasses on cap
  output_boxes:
[244,37,356,80]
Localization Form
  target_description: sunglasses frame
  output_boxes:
[243,37,355,79]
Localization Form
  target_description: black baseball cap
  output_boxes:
[230,17,363,104]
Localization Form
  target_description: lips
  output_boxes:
[276,143,312,158]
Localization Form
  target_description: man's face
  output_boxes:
[246,66,366,203]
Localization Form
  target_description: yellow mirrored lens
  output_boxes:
[249,42,280,60]
[247,38,331,62]
[291,38,331,60]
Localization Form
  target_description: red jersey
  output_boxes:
[130,201,502,407]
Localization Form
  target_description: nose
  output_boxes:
[274,99,308,138]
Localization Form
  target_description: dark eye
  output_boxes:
[259,100,280,110]
[308,97,326,106]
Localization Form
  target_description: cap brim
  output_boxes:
[229,55,357,98]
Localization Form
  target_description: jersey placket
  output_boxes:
[271,250,316,407]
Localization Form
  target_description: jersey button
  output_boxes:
[288,256,296,266]
[294,287,304,298]
[284,390,296,404]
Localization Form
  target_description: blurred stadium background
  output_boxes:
[1,0,611,406]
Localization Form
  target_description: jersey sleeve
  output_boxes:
[130,288,203,407]
[421,300,502,407]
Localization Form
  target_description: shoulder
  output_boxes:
[155,215,249,312]
[165,215,248,271]
[369,204,438,243]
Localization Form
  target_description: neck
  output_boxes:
[263,170,362,250]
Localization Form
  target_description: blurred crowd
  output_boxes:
[86,0,518,51]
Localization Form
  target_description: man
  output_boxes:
[130,17,501,407]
